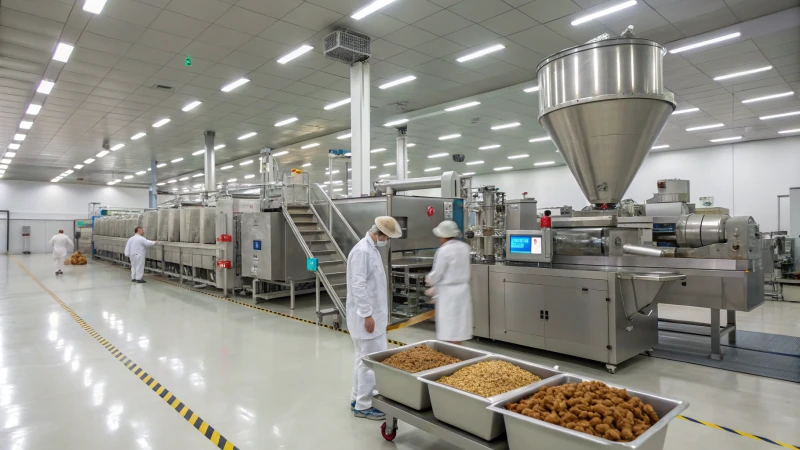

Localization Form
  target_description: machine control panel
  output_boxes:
[505,229,553,263]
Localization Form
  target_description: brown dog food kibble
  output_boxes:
[381,346,461,373]
[436,360,541,397]
[506,381,660,442]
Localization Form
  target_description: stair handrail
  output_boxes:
[310,183,360,245]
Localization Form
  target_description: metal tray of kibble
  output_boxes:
[363,340,491,410]
[487,374,689,450]
[418,355,561,441]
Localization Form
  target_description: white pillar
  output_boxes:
[791,187,800,271]
[204,130,215,192]
[395,126,407,180]
[350,61,371,197]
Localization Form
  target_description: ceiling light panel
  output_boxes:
[13,134,26,141]
[215,144,225,150]
[445,101,480,112]
[571,0,637,26]
[466,161,484,165]
[238,132,257,140]
[221,78,249,92]
[37,80,54,94]
[741,92,794,104]
[9,144,20,150]
[686,123,724,131]
[534,161,556,166]
[379,75,416,89]
[26,104,41,115]
[479,145,500,150]
[672,108,699,115]
[508,154,529,159]
[182,101,202,112]
[439,134,461,140]
[713,66,772,81]
[53,43,74,62]
[491,122,520,130]
[494,166,513,171]
[456,44,505,62]
[383,162,396,166]
[651,144,670,149]
[171,158,183,163]
[710,136,742,142]
[324,98,351,110]
[278,45,313,64]
[273,151,288,157]
[152,118,170,128]
[384,119,409,127]
[192,150,205,156]
[84,158,95,164]
[96,150,109,158]
[157,163,167,168]
[669,32,741,54]
[352,0,398,19]
[524,86,540,93]
[131,132,146,140]
[337,133,352,139]
[301,143,319,149]
[110,144,124,151]
[83,0,107,14]
[19,121,33,130]
[428,153,449,158]
[529,136,551,142]
[759,111,800,120]
[424,167,441,172]
[778,128,800,134]
[275,117,298,126]
[371,148,386,153]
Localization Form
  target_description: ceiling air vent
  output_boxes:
[324,29,370,64]
[152,84,173,91]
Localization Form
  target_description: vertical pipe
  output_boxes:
[350,61,371,196]
[204,130,216,192]
[149,160,157,208]
[395,127,407,180]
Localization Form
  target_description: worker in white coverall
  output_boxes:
[426,221,473,344]
[49,230,73,276]
[347,216,402,420]
[124,226,157,283]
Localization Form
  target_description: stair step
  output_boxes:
[312,250,338,255]
[318,308,339,316]
[305,239,331,244]
[300,230,326,234]
[318,260,344,266]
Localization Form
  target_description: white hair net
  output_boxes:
[373,216,402,238]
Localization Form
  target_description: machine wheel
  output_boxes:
[606,365,617,374]
[333,321,341,331]
[381,422,397,441]
[644,350,654,357]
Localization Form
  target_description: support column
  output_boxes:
[204,130,215,192]
[149,159,157,208]
[395,126,407,180]
[350,61,371,197]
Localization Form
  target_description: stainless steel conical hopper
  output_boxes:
[537,37,675,207]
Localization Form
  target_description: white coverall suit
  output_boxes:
[346,233,388,411]
[124,234,156,281]
[428,239,473,342]
[49,234,73,274]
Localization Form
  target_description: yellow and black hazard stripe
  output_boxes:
[12,256,240,450]
[678,416,800,449]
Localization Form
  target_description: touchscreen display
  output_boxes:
[509,235,542,254]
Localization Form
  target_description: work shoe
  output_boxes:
[131,279,136,282]
[350,401,356,411]
[136,280,146,283]
[354,407,385,420]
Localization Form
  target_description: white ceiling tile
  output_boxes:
[114,57,163,76]
[58,70,104,87]
[305,0,363,14]
[150,10,212,40]
[53,78,96,93]
[414,59,469,79]
[2,0,72,23]
[639,24,684,43]
[184,74,226,90]
[235,0,303,18]
[413,9,474,36]
[481,9,539,37]
[761,41,800,59]
[337,13,407,38]
[197,24,254,50]
[542,14,612,44]
[136,29,193,54]
[454,0,514,23]
[181,41,234,62]
[258,20,316,45]
[369,39,408,60]
[415,37,466,58]
[237,37,291,60]
[431,0,463,7]
[0,26,58,53]
[0,7,64,40]
[255,61,316,80]
[153,66,198,84]
[507,25,576,55]
[380,0,443,24]
[386,49,435,68]
[383,26,439,48]
[178,84,219,98]
[203,63,249,80]
[493,41,545,71]
[214,6,276,35]
[282,2,344,31]
[64,60,112,78]
[85,15,148,43]
[166,0,232,22]
[126,44,176,65]
[753,27,800,50]
[670,7,739,36]
[68,47,122,69]
[656,0,727,23]
[519,0,581,23]
[103,0,162,27]
[97,78,142,93]
[220,50,269,71]
[596,5,669,34]
[445,24,501,48]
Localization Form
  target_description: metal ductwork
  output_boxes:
[537,36,676,207]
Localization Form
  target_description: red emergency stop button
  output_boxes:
[427,206,435,217]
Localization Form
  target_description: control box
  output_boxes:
[505,229,553,263]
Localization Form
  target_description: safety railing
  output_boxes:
[310,183,360,256]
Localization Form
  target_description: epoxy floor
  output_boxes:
[1,254,798,450]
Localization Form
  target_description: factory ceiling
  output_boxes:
[0,0,799,194]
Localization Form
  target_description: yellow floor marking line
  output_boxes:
[11,256,241,450]
[677,416,799,449]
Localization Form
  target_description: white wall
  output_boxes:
[0,180,150,253]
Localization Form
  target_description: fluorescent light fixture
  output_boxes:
[301,143,320,149]
[275,117,298,127]
[710,136,742,142]
[462,172,475,176]
[179,177,189,181]
[713,66,772,81]
[672,108,699,115]
[652,144,670,150]
[1,159,11,164]
[337,133,352,140]
[759,111,800,120]
[371,148,386,153]
[384,119,409,127]
[534,161,556,166]
[741,91,794,104]
[107,181,115,185]
[221,78,249,92]
[244,174,255,179]
[167,180,177,184]
[686,123,724,131]
[480,145,501,150]
[238,132,257,140]
[192,149,205,156]
[571,0,637,26]
[456,44,505,62]
[5,152,14,158]
[156,163,167,168]
[227,179,237,184]
[27,104,42,115]
[324,98,351,110]
[380,75,416,89]
[51,178,60,183]
[428,153,449,158]
[193,184,202,188]
[37,80,54,94]
[424,167,441,172]
[508,154,529,159]
[529,136,551,142]
[524,86,540,93]
[383,162,396,166]
[445,101,480,112]
[302,163,312,167]
[9,144,20,150]
[325,170,340,175]
[20,121,33,130]
[494,166,513,171]
[438,134,461,140]
[53,43,74,62]
[407,143,416,147]
[84,158,95,164]
[221,165,233,170]
[13,134,26,141]
[333,188,343,192]
[83,0,107,14]
[182,101,202,112]
[153,119,170,128]
[491,122,520,130]
[240,160,254,166]
[778,128,800,134]
[171,158,183,163]
[670,32,741,54]
[214,144,225,150]
[370,166,376,169]
[278,45,313,64]
[136,171,146,175]
[352,0,398,20]
[273,150,288,157]
[124,175,134,180]
[0,165,7,169]
[466,160,484,165]
[378,173,391,178]
[192,173,204,178]
[110,144,124,151]
[131,132,146,140]
[157,182,165,186]
[96,150,109,158]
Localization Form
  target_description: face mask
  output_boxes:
[376,238,388,247]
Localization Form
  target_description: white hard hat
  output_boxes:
[375,216,402,238]
[432,220,461,238]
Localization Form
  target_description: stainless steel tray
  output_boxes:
[363,340,490,410]
[418,355,561,441]
[487,374,689,450]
